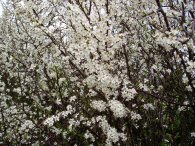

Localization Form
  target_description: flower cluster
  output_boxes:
[0,0,195,145]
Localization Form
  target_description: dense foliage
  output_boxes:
[0,0,195,145]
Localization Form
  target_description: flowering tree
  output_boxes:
[0,0,195,145]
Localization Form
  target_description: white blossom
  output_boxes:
[108,100,127,118]
[91,100,107,112]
